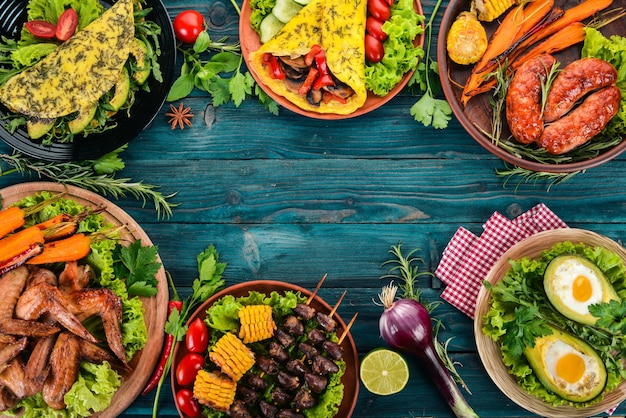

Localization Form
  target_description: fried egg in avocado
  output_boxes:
[524,326,607,402]
[544,254,620,325]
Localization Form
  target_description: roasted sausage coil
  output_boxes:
[505,54,556,144]
[543,57,618,123]
[538,85,621,155]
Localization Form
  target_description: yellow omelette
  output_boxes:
[249,0,368,115]
[0,0,134,119]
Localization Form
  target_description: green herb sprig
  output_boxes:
[0,146,179,219]
[408,0,451,129]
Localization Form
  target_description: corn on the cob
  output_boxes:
[209,332,255,381]
[193,370,237,411]
[447,10,488,65]
[238,304,277,343]
[472,0,516,22]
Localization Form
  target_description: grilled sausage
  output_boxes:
[505,54,556,144]
[538,85,621,154]
[543,57,618,122]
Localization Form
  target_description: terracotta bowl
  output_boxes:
[171,280,359,417]
[474,228,626,416]
[437,0,626,173]
[239,0,424,119]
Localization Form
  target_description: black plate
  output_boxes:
[0,0,176,162]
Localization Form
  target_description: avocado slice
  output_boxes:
[27,118,55,139]
[524,326,606,403]
[544,254,620,325]
[109,68,131,111]
[68,104,98,134]
[129,38,151,85]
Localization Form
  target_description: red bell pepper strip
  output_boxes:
[263,53,285,80]
[141,273,183,395]
[312,50,335,90]
[304,44,323,66]
[297,67,320,96]
[322,90,347,104]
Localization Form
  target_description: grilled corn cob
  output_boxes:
[238,304,277,343]
[447,10,488,65]
[472,0,516,22]
[193,370,237,411]
[209,332,255,381]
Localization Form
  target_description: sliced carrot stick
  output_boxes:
[511,0,612,59]
[462,0,554,106]
[0,226,45,265]
[0,207,26,239]
[26,233,92,265]
[510,22,586,71]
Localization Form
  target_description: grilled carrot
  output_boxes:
[26,233,92,265]
[0,207,26,239]
[461,0,554,105]
[0,226,45,265]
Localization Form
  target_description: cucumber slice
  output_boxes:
[272,0,303,23]
[260,13,285,43]
[292,0,311,6]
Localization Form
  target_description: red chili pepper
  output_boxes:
[263,53,285,80]
[142,273,183,395]
[322,90,347,104]
[297,67,320,96]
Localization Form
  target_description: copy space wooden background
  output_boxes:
[1,0,626,416]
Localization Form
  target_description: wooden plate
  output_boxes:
[0,181,169,417]
[171,280,359,417]
[437,0,626,173]
[474,228,626,416]
[240,0,424,119]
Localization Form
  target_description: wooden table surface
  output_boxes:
[1,0,626,417]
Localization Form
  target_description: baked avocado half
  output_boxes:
[524,326,607,403]
[544,254,620,325]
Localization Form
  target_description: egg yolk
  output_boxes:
[572,275,593,302]
[556,352,586,384]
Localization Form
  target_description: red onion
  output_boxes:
[378,284,478,418]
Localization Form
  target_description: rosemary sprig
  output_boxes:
[0,146,179,219]
[496,163,581,192]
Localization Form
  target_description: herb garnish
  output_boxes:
[408,0,451,129]
[113,239,162,297]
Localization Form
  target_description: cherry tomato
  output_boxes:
[25,21,56,39]
[176,388,200,418]
[55,8,78,41]
[367,0,391,21]
[176,352,205,386]
[366,16,387,42]
[365,34,384,63]
[173,10,206,44]
[186,318,209,353]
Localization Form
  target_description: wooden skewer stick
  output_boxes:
[328,290,347,317]
[306,273,328,304]
[338,312,358,344]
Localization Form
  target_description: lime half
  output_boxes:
[360,348,409,395]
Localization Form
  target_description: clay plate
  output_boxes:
[474,228,626,416]
[0,181,169,417]
[437,0,626,173]
[240,0,424,119]
[171,280,359,417]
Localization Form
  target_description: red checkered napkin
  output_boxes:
[437,204,568,319]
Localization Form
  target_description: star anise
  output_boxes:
[165,102,193,130]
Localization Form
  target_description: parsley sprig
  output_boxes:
[166,30,278,114]
[113,239,162,297]
[408,0,451,129]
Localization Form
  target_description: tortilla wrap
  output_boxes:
[249,0,367,114]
